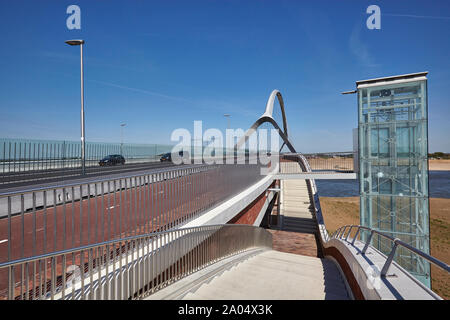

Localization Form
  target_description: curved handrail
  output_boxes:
[281,153,449,283]
[0,223,272,268]
[0,224,273,300]
[281,153,450,277]
[331,224,450,277]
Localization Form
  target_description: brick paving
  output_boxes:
[267,229,319,258]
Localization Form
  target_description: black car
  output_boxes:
[99,154,125,166]
[160,151,188,162]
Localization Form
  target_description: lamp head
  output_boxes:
[65,39,85,46]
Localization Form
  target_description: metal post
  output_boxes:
[66,39,86,175]
[120,123,126,155]
[362,230,375,254]
[80,43,85,175]
[381,240,400,276]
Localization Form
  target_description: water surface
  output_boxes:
[316,171,450,198]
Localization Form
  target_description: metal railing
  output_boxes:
[0,164,263,264]
[281,152,449,295]
[0,139,177,186]
[0,224,272,300]
[0,139,175,173]
[282,152,355,173]
[0,138,256,186]
[330,225,450,277]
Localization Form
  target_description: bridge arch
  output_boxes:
[235,90,296,153]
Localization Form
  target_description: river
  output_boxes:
[315,170,450,198]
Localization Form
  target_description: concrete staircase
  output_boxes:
[280,175,317,234]
[147,250,350,300]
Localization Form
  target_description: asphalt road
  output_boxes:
[0,161,178,189]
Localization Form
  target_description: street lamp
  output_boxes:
[65,39,86,174]
[224,114,231,130]
[224,114,231,158]
[120,123,126,155]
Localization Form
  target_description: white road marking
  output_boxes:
[0,239,8,244]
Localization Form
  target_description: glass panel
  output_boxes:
[358,78,430,287]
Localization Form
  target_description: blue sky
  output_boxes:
[0,0,449,152]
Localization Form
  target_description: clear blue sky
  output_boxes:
[1,0,449,152]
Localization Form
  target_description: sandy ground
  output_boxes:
[429,159,450,171]
[319,196,450,300]
[305,159,450,171]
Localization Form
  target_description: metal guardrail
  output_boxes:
[282,152,355,173]
[0,164,263,264]
[0,139,174,173]
[331,225,450,277]
[0,224,272,300]
[0,139,257,185]
[0,139,175,186]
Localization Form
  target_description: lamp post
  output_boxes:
[224,114,231,158]
[65,39,86,175]
[120,123,126,155]
[224,114,231,130]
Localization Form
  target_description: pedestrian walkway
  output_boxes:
[279,162,317,234]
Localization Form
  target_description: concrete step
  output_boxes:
[281,218,317,232]
[282,215,314,221]
[282,210,314,217]
[282,207,313,212]
[283,186,308,191]
[283,204,312,210]
[282,198,310,203]
[283,186,308,190]
[281,199,311,205]
[282,214,314,220]
[282,220,316,226]
[182,251,350,300]
[283,224,316,231]
[283,219,317,227]
[283,188,309,193]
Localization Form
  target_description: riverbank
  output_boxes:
[307,159,450,172]
[319,196,450,300]
[429,159,450,171]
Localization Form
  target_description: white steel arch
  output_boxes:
[235,89,296,153]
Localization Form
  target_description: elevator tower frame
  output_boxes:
[357,72,430,287]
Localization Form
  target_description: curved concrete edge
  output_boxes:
[322,239,442,300]
[324,255,355,300]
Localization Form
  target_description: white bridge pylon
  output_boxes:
[235,90,356,180]
[235,89,296,153]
